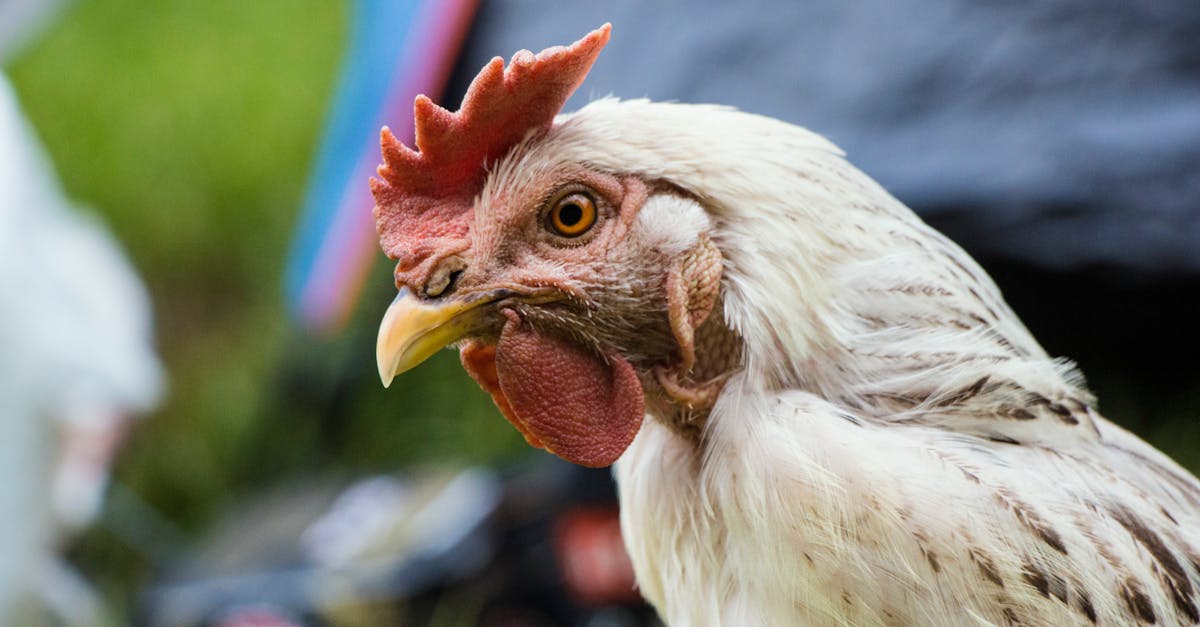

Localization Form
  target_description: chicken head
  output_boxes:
[374,25,730,467]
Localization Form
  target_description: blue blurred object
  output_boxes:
[286,0,476,334]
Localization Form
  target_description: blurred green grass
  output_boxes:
[7,0,524,603]
[9,0,352,523]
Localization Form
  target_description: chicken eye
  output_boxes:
[548,192,597,237]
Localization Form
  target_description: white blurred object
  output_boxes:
[0,72,164,620]
[0,0,68,66]
[301,468,501,568]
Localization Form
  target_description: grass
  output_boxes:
[7,0,345,520]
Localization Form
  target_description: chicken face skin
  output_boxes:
[380,167,675,363]
[378,157,721,466]
[464,168,678,359]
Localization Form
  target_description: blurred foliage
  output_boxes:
[7,0,524,605]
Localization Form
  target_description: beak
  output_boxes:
[376,287,494,387]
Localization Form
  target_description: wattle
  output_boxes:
[460,312,644,468]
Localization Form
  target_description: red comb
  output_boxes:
[372,24,612,276]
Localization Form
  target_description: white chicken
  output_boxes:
[0,73,163,621]
[374,25,1200,625]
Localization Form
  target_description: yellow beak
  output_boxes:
[376,288,493,387]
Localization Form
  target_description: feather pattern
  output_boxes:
[481,98,1200,625]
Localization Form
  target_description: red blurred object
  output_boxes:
[553,506,640,606]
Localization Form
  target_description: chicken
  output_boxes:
[372,25,1200,626]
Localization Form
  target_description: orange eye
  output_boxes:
[548,192,597,237]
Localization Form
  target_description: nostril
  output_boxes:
[446,269,464,293]
[427,269,464,298]
[423,255,468,298]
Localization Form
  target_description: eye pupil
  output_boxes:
[559,203,583,226]
[548,192,597,238]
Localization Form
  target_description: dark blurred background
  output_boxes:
[3,0,1197,624]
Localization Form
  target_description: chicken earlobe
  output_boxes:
[652,233,735,430]
[460,310,644,468]
[664,233,723,374]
